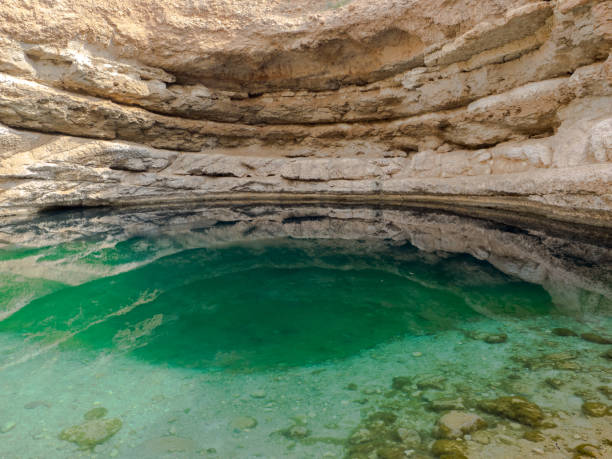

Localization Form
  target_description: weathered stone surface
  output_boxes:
[552,328,578,337]
[230,416,258,431]
[582,402,611,417]
[0,0,610,224]
[59,418,122,450]
[84,407,108,421]
[580,333,612,345]
[436,411,487,439]
[431,439,468,458]
[478,396,544,427]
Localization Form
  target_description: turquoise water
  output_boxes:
[0,206,610,458]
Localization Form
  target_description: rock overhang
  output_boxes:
[0,0,610,224]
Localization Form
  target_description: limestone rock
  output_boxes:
[59,418,122,450]
[0,0,609,225]
[395,427,421,447]
[574,443,601,458]
[84,407,108,421]
[281,425,310,439]
[230,416,258,431]
[581,402,610,417]
[478,396,544,427]
[429,398,465,412]
[580,333,612,345]
[598,386,612,400]
[0,422,16,433]
[552,328,578,337]
[431,439,467,458]
[436,411,487,439]
[416,376,446,390]
[523,430,545,442]
[391,376,412,391]
[482,333,508,344]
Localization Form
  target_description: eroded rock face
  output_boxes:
[0,0,610,224]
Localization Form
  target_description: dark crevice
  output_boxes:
[281,215,327,224]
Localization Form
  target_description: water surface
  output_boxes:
[0,205,610,458]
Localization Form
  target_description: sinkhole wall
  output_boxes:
[0,0,611,225]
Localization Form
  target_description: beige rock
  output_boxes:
[0,0,609,224]
[588,119,612,162]
[59,418,122,450]
[436,411,487,439]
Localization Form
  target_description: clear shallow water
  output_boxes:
[0,206,610,458]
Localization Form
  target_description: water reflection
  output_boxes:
[0,205,610,372]
[1,238,556,370]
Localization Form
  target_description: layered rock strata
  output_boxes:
[0,0,611,224]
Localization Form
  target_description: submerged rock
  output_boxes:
[428,398,465,412]
[24,400,51,410]
[597,386,612,400]
[376,446,409,459]
[518,351,578,370]
[230,416,258,431]
[394,427,421,447]
[581,402,610,417]
[545,378,564,390]
[59,418,122,450]
[367,411,397,426]
[348,428,372,445]
[431,439,467,458]
[552,328,578,337]
[471,430,492,445]
[523,430,545,442]
[483,333,507,344]
[580,333,612,345]
[416,376,446,390]
[478,396,544,427]
[554,361,581,371]
[573,443,600,458]
[391,376,412,391]
[465,330,507,344]
[544,352,577,362]
[1,421,16,433]
[602,349,612,360]
[84,407,108,420]
[436,411,487,439]
[281,425,310,439]
[346,409,421,458]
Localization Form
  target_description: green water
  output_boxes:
[0,206,610,458]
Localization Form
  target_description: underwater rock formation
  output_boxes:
[0,0,610,224]
[435,411,487,439]
[59,416,122,450]
[478,396,545,427]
